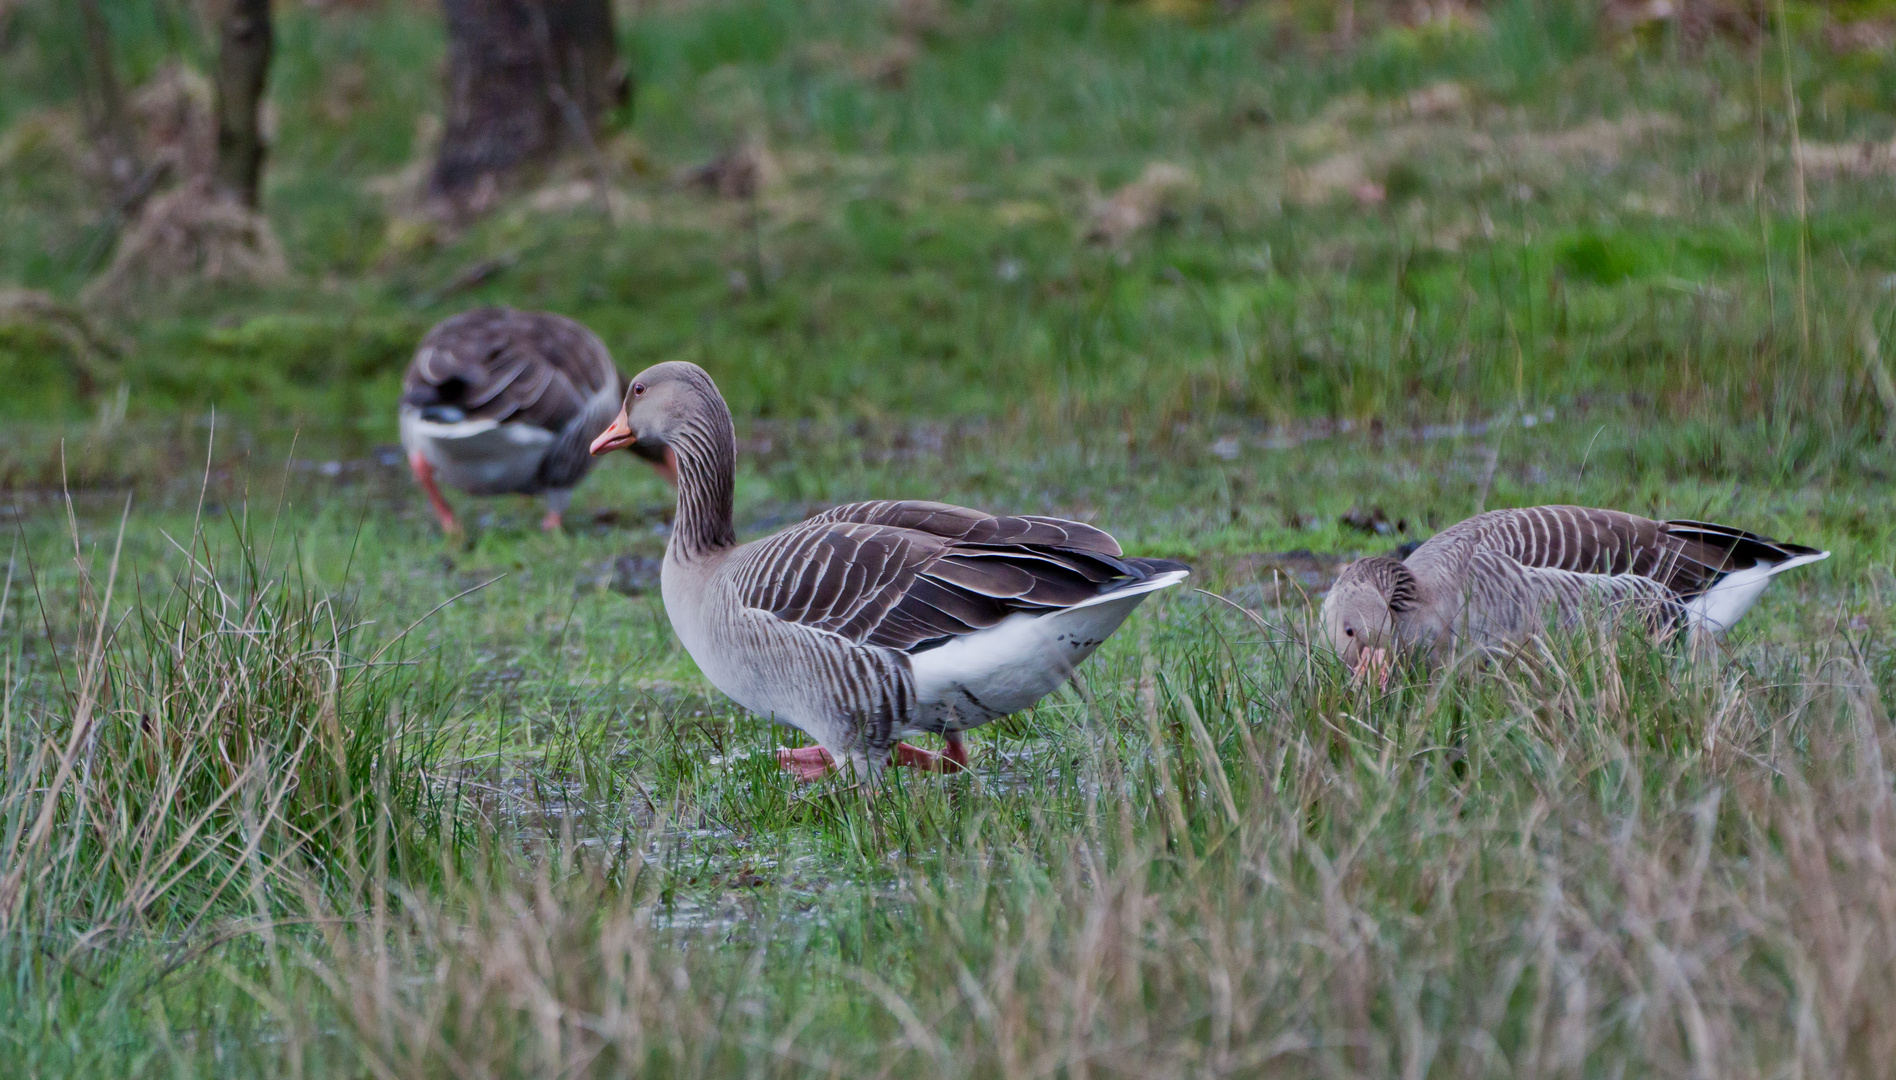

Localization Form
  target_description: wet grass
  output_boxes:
[2,406,1885,1076]
[5,0,1896,1075]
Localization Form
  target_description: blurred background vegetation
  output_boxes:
[6,4,1896,1076]
[2,0,1894,489]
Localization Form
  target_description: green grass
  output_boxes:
[5,0,1896,1075]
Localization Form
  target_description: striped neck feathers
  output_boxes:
[1355,556,1420,613]
[666,382,738,559]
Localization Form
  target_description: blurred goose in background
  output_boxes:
[399,307,625,534]
[1322,505,1827,680]
[589,361,1189,782]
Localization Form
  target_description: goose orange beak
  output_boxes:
[591,410,635,456]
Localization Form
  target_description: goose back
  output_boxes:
[1410,506,1815,599]
[401,308,624,493]
[730,501,1175,651]
[1399,505,1826,647]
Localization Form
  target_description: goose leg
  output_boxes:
[945,731,969,770]
[541,489,573,533]
[892,734,968,773]
[409,452,460,534]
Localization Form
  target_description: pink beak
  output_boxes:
[590,410,635,456]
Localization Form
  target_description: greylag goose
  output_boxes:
[1321,505,1827,678]
[399,307,625,533]
[589,361,1189,781]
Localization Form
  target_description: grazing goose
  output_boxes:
[589,361,1189,781]
[1321,505,1827,678]
[399,307,625,533]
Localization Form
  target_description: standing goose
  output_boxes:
[400,307,625,533]
[1321,505,1827,678]
[589,361,1189,781]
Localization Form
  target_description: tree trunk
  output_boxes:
[77,0,139,189]
[212,0,273,208]
[430,0,625,212]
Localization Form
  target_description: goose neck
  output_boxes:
[667,409,737,560]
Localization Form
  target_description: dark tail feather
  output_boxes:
[1125,556,1192,578]
[402,375,471,409]
[1662,519,1825,569]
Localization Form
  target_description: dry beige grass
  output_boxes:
[1795,138,1896,179]
[285,630,1896,1078]
[1285,107,1681,207]
[681,140,781,201]
[0,288,123,392]
[524,178,654,224]
[128,61,216,184]
[1086,162,1197,244]
[1825,18,1896,56]
[84,177,289,301]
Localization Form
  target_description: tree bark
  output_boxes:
[212,0,273,208]
[77,0,139,188]
[430,0,625,211]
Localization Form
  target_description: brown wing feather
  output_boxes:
[1427,505,1816,601]
[732,501,1180,652]
[402,307,623,431]
[810,501,1127,557]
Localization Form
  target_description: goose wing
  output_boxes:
[402,307,623,431]
[731,500,1185,652]
[1453,505,1819,601]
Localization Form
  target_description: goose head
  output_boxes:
[1320,555,1419,684]
[590,361,726,484]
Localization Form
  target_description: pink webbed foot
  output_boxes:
[892,735,969,773]
[540,509,563,533]
[776,745,835,782]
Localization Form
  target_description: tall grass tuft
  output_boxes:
[283,612,1896,1078]
[0,498,455,1067]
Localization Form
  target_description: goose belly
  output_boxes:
[909,589,1156,732]
[658,566,850,737]
[400,410,554,495]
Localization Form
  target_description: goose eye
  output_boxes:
[632,382,646,398]
[1344,627,1355,637]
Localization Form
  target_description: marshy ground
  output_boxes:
[4,0,1896,1075]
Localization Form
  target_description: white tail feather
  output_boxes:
[908,568,1187,730]
[399,407,556,494]
[1067,568,1189,610]
[1685,550,1829,632]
